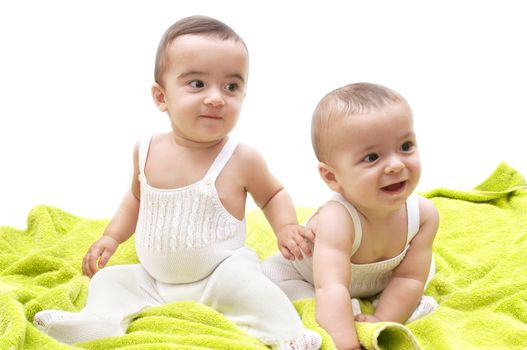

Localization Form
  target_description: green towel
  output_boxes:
[1,162,527,349]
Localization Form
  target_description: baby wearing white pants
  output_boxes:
[34,138,321,350]
[36,248,316,348]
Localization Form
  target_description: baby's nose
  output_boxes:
[204,90,225,107]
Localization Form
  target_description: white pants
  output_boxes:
[261,253,317,301]
[47,248,309,347]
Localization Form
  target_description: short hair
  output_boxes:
[311,82,407,162]
[154,15,247,85]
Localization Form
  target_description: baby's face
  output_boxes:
[157,34,249,144]
[329,101,421,210]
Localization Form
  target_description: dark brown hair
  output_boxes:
[154,15,246,85]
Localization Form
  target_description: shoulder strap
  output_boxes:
[328,193,363,255]
[204,138,237,180]
[138,135,154,176]
[406,194,421,243]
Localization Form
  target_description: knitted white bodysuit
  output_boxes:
[262,193,437,321]
[33,136,322,350]
[135,136,246,284]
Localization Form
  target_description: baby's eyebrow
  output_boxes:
[177,71,245,83]
[358,144,378,154]
[400,131,416,140]
[227,73,246,83]
[177,70,206,79]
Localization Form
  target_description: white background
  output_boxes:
[1,1,526,228]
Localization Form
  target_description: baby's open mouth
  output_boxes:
[381,181,406,193]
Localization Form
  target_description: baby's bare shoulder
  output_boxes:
[314,201,356,247]
[232,142,263,163]
[418,196,439,224]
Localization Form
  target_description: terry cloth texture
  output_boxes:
[1,162,527,349]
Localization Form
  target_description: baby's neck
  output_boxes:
[353,201,406,225]
[170,133,228,150]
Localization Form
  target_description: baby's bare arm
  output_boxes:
[262,188,315,260]
[242,145,312,259]
[82,143,141,277]
[313,204,362,350]
[373,197,439,322]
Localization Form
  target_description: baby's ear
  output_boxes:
[151,83,167,112]
[318,162,340,192]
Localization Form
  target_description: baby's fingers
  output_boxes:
[288,236,307,260]
[296,239,312,257]
[82,256,93,277]
[354,313,366,322]
[83,247,102,277]
[355,313,381,323]
[97,249,113,269]
[278,245,294,260]
[301,227,316,243]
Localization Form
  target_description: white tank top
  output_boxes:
[292,193,420,298]
[134,136,246,284]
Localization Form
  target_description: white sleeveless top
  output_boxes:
[292,193,420,298]
[134,136,246,284]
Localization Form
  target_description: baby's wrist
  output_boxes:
[101,234,121,245]
[275,223,296,234]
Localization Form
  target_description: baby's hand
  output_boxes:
[355,313,382,323]
[276,224,315,260]
[82,236,119,277]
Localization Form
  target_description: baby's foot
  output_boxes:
[406,295,438,323]
[33,310,79,332]
[34,309,123,344]
[289,329,322,350]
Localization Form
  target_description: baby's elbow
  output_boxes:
[259,187,286,210]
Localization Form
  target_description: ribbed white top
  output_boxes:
[134,137,246,284]
[292,193,420,298]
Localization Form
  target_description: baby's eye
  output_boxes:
[363,153,379,163]
[189,80,205,89]
[400,141,414,152]
[224,83,239,92]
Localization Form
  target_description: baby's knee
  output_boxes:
[204,250,267,298]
